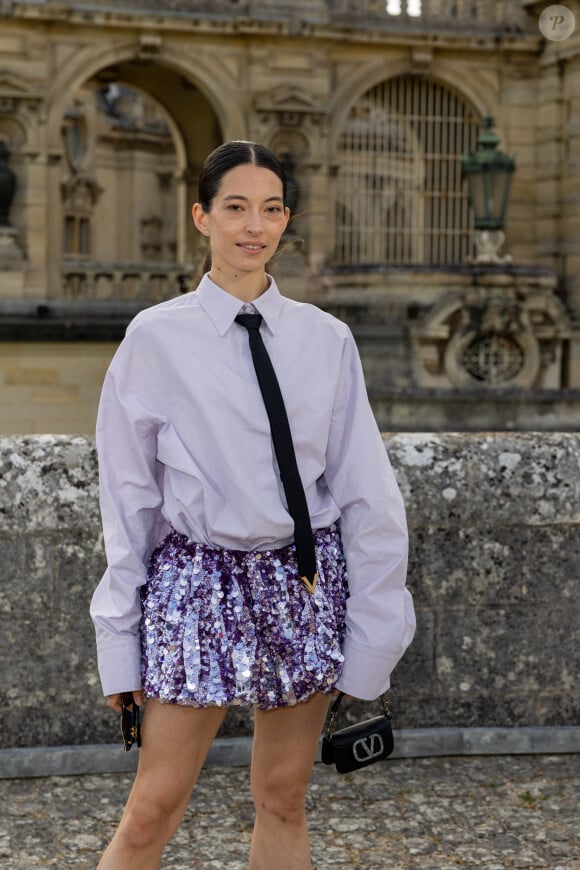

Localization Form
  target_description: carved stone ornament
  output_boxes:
[60,174,103,209]
[0,70,43,115]
[411,280,572,390]
[444,292,539,388]
[253,85,325,127]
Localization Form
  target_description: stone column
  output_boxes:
[535,59,564,276]
[500,66,538,264]
[563,53,580,323]
[45,151,64,300]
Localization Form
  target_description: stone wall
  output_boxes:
[0,343,114,435]
[0,433,578,748]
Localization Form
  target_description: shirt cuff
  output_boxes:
[97,639,143,697]
[336,637,405,700]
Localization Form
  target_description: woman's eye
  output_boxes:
[266,206,282,214]
[227,204,243,212]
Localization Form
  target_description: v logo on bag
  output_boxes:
[352,732,385,763]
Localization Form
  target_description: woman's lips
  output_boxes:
[237,243,267,254]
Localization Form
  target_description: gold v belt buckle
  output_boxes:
[301,572,318,594]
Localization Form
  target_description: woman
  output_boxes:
[90,140,415,869]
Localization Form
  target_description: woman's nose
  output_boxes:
[245,211,264,233]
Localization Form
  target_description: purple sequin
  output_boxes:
[140,523,348,710]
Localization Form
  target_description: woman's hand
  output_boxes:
[106,689,145,714]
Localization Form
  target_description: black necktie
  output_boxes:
[235,312,318,594]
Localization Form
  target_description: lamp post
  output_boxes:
[461,116,515,263]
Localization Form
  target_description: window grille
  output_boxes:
[463,336,525,386]
[335,75,480,267]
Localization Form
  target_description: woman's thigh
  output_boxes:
[124,700,228,819]
[251,693,331,802]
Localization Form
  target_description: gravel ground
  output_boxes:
[0,754,579,869]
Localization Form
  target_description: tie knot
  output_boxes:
[235,313,263,331]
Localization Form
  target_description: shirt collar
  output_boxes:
[196,273,284,336]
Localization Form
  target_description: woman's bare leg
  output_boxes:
[249,692,331,870]
[98,700,227,870]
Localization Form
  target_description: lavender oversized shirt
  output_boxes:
[90,274,416,699]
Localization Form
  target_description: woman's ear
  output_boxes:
[192,203,209,237]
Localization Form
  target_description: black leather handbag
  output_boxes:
[321,692,394,774]
[120,692,141,752]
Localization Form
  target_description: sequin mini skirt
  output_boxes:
[140,523,348,710]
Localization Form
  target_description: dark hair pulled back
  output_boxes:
[198,140,287,212]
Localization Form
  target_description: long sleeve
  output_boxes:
[324,329,415,700]
[90,353,168,697]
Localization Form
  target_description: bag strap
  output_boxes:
[324,692,392,740]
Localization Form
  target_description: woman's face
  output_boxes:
[192,163,289,279]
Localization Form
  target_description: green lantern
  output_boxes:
[462,116,515,231]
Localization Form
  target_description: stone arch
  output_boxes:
[328,58,498,156]
[42,38,247,297]
[330,67,484,266]
[44,40,246,153]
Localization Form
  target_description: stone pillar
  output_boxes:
[45,152,63,300]
[535,60,564,276]
[306,152,332,279]
[563,54,580,323]
[501,67,538,264]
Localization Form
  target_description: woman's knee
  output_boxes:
[119,797,181,851]
[252,772,308,826]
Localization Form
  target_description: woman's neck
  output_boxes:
[208,265,270,303]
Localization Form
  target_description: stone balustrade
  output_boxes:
[0,432,578,748]
[331,0,531,31]
[61,261,191,304]
[7,0,534,33]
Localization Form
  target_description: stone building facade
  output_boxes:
[0,0,579,433]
